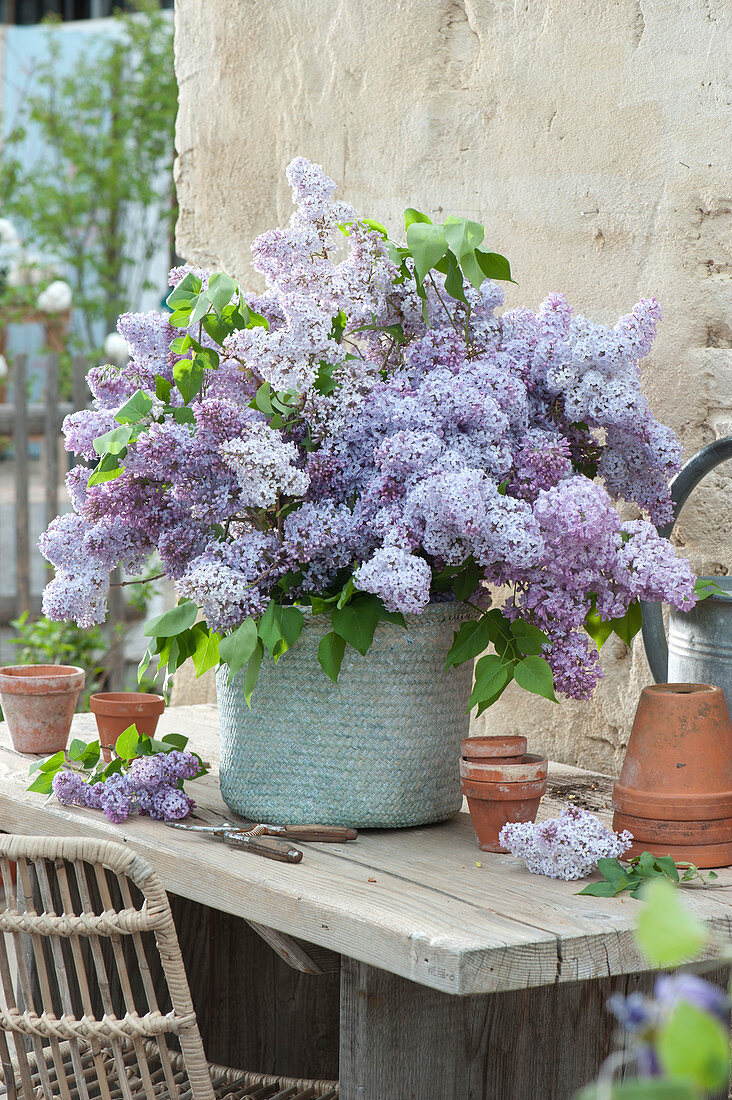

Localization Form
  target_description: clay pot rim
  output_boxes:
[614,783,732,817]
[644,682,721,697]
[0,665,85,695]
[460,735,527,759]
[461,778,547,800]
[460,753,548,780]
[90,692,165,716]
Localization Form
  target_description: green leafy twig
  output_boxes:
[578,853,718,901]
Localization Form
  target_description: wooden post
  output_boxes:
[70,355,89,471]
[107,571,125,691]
[12,355,31,618]
[43,353,59,533]
[71,355,88,414]
[339,958,729,1100]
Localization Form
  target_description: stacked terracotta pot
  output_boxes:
[613,683,732,869]
[460,736,548,852]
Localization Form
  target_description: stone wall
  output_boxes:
[174,0,731,773]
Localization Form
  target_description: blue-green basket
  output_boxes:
[216,603,472,828]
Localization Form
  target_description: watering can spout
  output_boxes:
[640,436,732,692]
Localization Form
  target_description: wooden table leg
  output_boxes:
[339,958,730,1100]
[170,895,341,1080]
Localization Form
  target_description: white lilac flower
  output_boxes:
[499,804,633,881]
[220,422,309,508]
[37,279,72,313]
[0,355,7,381]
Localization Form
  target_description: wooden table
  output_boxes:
[1,705,730,1100]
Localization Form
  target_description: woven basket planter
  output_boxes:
[216,602,473,828]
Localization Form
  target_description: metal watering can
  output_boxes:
[641,436,732,708]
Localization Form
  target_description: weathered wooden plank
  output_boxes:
[339,959,730,1100]
[0,402,74,435]
[12,354,30,617]
[71,355,88,414]
[43,353,59,531]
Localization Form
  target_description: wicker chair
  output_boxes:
[0,835,338,1099]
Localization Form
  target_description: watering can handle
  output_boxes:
[640,435,732,683]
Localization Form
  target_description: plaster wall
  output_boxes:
[174,0,731,772]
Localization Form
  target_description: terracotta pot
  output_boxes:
[90,692,165,761]
[613,683,732,868]
[461,754,548,853]
[0,665,84,754]
[460,735,527,764]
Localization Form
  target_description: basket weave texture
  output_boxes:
[217,602,473,828]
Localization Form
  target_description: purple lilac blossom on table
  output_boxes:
[608,973,729,1078]
[499,804,633,880]
[51,750,199,823]
[39,156,696,700]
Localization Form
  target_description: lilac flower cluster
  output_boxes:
[51,749,201,823]
[40,156,697,698]
[499,804,633,880]
[609,973,729,1077]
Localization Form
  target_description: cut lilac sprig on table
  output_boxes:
[499,803,633,881]
[29,727,205,825]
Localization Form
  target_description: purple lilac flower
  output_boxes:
[126,755,166,792]
[52,771,86,806]
[654,973,729,1023]
[159,750,202,782]
[98,773,134,824]
[499,804,633,881]
[146,784,195,821]
[39,157,696,702]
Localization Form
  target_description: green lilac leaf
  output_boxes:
[87,452,124,487]
[657,1001,730,1090]
[331,596,380,656]
[242,640,264,706]
[144,601,198,639]
[476,249,514,283]
[190,623,221,678]
[114,724,142,762]
[114,390,153,425]
[207,272,238,315]
[468,655,512,710]
[446,617,495,669]
[584,604,614,649]
[404,207,432,229]
[612,600,643,647]
[459,249,487,291]
[514,655,558,702]
[27,772,55,795]
[442,250,468,304]
[406,222,449,283]
[510,620,549,656]
[318,631,347,682]
[443,216,485,258]
[155,374,172,401]
[93,425,132,457]
[636,878,708,966]
[166,272,202,310]
[576,881,620,898]
[219,618,259,682]
[38,751,66,774]
[173,356,205,403]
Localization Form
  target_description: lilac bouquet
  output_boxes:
[39,157,696,711]
[499,804,633,880]
[28,729,203,824]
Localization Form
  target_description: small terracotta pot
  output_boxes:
[461,754,548,853]
[461,735,527,763]
[613,683,732,868]
[0,665,85,754]
[90,692,165,761]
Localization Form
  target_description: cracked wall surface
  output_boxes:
[174,0,732,773]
